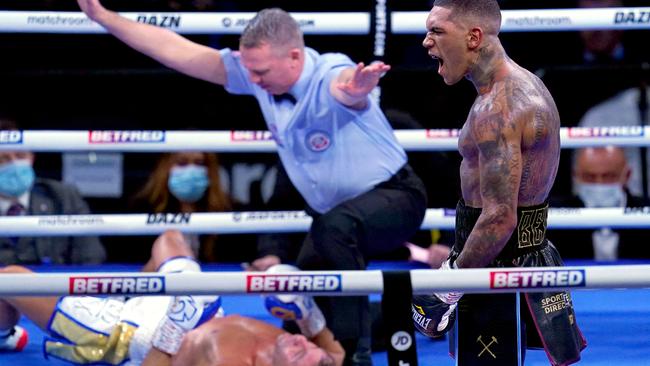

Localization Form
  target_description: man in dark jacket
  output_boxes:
[549,146,650,260]
[0,117,105,265]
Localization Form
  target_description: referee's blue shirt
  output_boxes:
[221,47,407,214]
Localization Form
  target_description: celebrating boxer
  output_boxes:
[411,1,587,365]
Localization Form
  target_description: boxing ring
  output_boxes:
[1,4,650,366]
[4,261,650,366]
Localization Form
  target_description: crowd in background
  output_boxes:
[0,0,648,266]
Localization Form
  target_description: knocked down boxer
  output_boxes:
[0,231,344,366]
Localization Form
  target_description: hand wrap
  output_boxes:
[152,295,223,355]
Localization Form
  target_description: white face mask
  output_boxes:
[576,182,626,208]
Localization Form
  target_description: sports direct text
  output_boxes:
[490,270,586,289]
[246,274,342,293]
[69,276,165,294]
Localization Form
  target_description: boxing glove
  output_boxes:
[412,258,462,338]
[412,294,456,338]
[152,295,222,355]
[263,264,326,338]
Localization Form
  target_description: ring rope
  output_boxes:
[0,127,647,152]
[0,8,648,34]
[0,11,370,34]
[393,7,650,33]
[0,207,648,236]
[0,265,648,296]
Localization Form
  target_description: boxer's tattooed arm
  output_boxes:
[457,83,523,268]
[520,77,562,203]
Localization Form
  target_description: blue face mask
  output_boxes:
[0,160,35,198]
[168,164,210,203]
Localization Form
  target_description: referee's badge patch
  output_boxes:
[306,131,331,152]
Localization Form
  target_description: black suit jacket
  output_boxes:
[0,178,106,265]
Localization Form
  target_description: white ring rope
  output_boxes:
[0,7,648,34]
[0,130,278,153]
[0,211,313,236]
[0,207,648,236]
[1,127,648,152]
[0,11,370,34]
[0,265,648,296]
[393,8,650,34]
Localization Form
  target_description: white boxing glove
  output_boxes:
[263,264,326,339]
[151,295,222,355]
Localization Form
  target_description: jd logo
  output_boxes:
[391,331,412,351]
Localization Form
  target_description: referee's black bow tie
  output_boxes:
[273,93,297,104]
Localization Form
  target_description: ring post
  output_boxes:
[382,270,418,366]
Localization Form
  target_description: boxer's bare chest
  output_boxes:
[457,99,490,205]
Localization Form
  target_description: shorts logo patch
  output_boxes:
[540,293,573,314]
[477,335,498,359]
[517,206,547,248]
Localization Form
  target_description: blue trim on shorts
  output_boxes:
[45,297,65,337]
[121,319,139,328]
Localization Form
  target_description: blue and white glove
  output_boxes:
[263,264,326,339]
[412,258,463,338]
[152,295,223,355]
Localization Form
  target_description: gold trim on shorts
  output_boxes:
[46,310,136,365]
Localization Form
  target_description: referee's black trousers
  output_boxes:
[296,164,427,365]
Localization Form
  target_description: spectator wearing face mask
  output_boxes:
[0,117,105,265]
[124,151,256,264]
[578,85,650,198]
[549,146,650,260]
